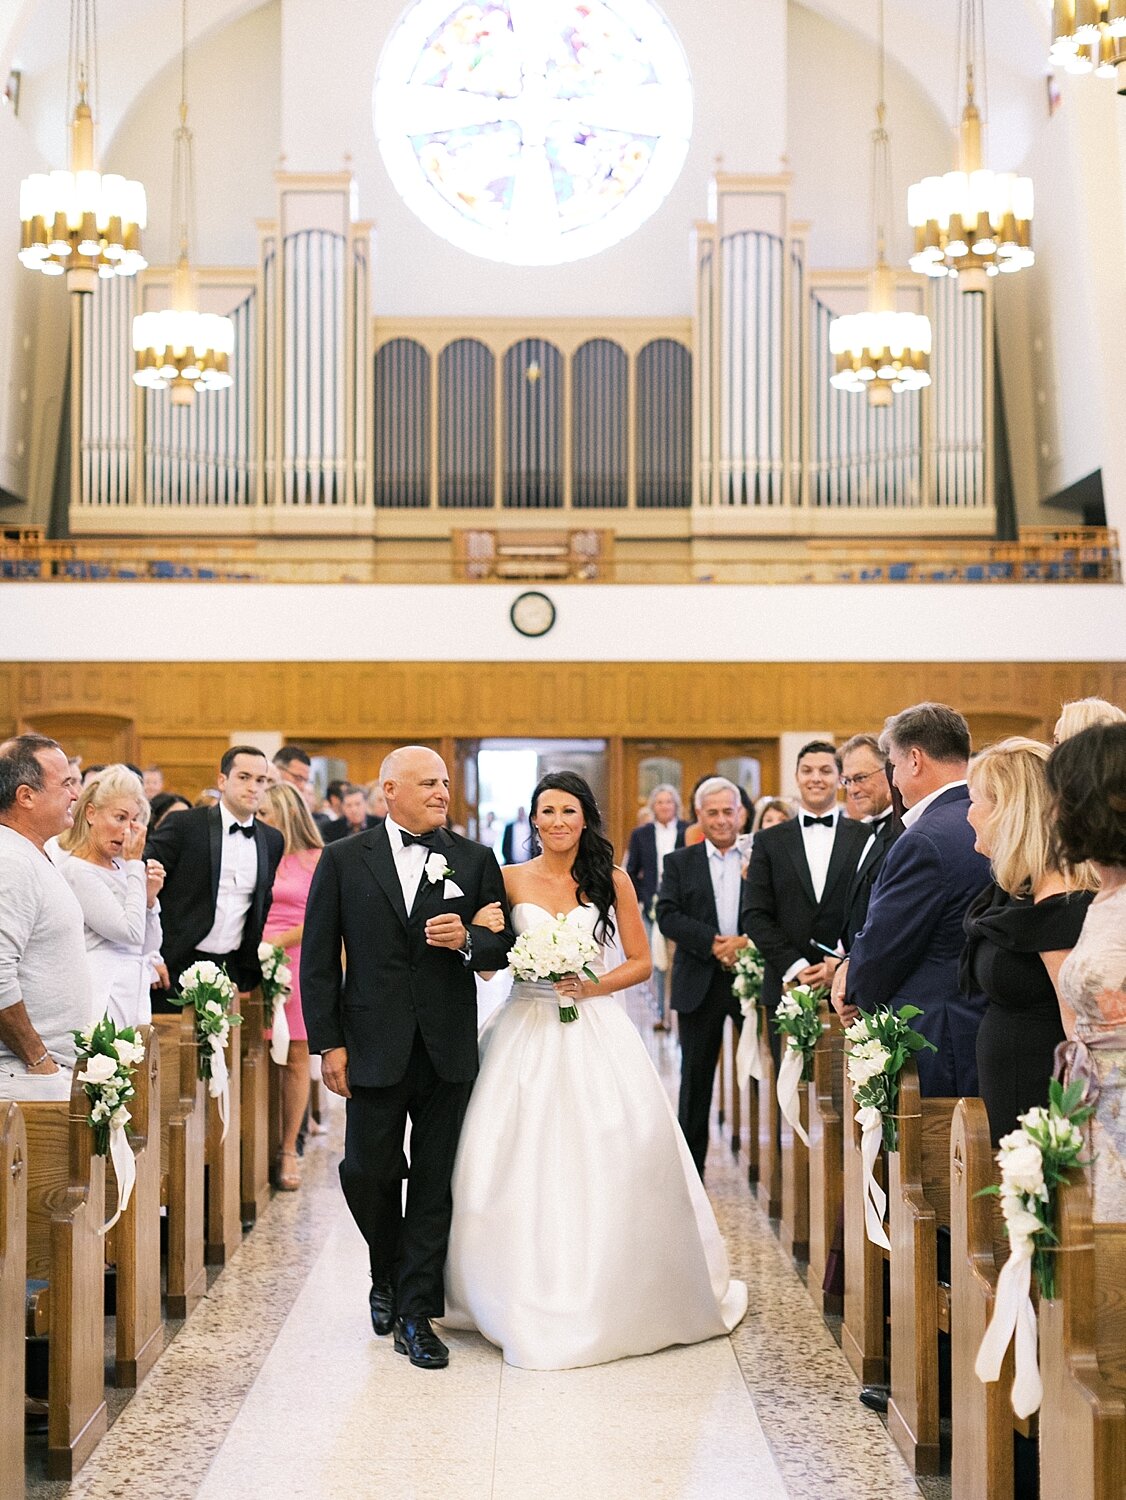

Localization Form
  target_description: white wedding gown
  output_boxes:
[443,902,747,1370]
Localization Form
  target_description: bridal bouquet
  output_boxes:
[732,942,767,1086]
[508,916,600,1024]
[975,1079,1092,1418]
[72,1015,146,1231]
[772,983,828,1147]
[258,941,293,1065]
[175,961,243,1139]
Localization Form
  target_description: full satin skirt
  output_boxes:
[443,982,747,1369]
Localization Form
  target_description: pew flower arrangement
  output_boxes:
[176,961,243,1139]
[733,942,767,1087]
[844,1005,937,1153]
[72,1015,146,1231]
[508,916,600,1023]
[258,941,293,1066]
[772,983,828,1147]
[975,1078,1093,1418]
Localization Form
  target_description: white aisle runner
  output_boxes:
[196,1199,789,1500]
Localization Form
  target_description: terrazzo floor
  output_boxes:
[29,990,946,1500]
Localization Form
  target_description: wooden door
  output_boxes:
[20,712,136,768]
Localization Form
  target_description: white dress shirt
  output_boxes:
[199,802,258,954]
[706,841,742,937]
[901,779,968,829]
[653,818,678,886]
[385,815,431,913]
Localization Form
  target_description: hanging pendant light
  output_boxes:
[829,1,931,406]
[132,0,233,404]
[1049,1,1126,86]
[908,0,1033,291]
[17,0,147,292]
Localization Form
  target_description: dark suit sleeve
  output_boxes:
[260,828,283,932]
[624,827,644,897]
[299,847,346,1055]
[144,808,187,876]
[465,848,514,972]
[846,831,948,1011]
[741,835,807,975]
[655,854,717,961]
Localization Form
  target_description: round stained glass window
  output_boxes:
[373,0,693,265]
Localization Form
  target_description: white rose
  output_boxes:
[999,1142,1045,1198]
[204,999,223,1016]
[277,966,292,988]
[258,941,273,962]
[90,1099,111,1123]
[425,852,447,883]
[195,961,220,985]
[111,1106,131,1129]
[1000,1195,1042,1248]
[113,1037,142,1066]
[78,1052,119,1086]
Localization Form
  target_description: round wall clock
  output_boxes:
[510,590,556,638]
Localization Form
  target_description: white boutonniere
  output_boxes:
[425,851,454,885]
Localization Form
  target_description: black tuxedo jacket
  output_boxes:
[655,843,736,1014]
[841,815,901,950]
[145,804,284,991]
[741,814,868,1012]
[500,821,532,864]
[626,820,689,916]
[300,823,514,1088]
[323,814,383,844]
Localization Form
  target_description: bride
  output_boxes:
[443,771,747,1370]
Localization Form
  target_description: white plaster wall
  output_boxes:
[2,582,1123,662]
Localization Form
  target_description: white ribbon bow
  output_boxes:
[270,994,290,1066]
[102,1115,137,1235]
[209,1033,230,1142]
[736,1011,765,1088]
[855,1104,890,1250]
[974,1235,1043,1418]
[776,1045,810,1147]
[650,922,669,975]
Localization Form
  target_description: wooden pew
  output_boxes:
[807,1011,845,1314]
[239,989,270,1224]
[20,1072,107,1479]
[1039,1167,1126,1500]
[103,1026,162,1388]
[950,1094,1029,1500]
[841,1065,887,1387]
[886,1061,959,1477]
[205,1021,242,1265]
[152,1011,206,1319]
[0,1104,26,1500]
[756,1018,782,1219]
[779,1066,810,1264]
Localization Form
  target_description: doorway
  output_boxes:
[475,738,608,862]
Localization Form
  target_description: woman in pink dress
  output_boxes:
[259,783,323,1191]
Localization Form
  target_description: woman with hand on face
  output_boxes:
[54,765,165,1029]
[443,770,747,1370]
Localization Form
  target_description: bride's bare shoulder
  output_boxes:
[502,860,541,903]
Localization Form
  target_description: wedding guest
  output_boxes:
[143,766,164,799]
[194,789,220,808]
[657,777,751,1177]
[365,782,388,821]
[477,809,499,850]
[838,734,900,951]
[55,765,167,1030]
[82,763,106,788]
[1051,722,1126,1220]
[324,783,381,843]
[314,779,347,835]
[0,735,89,1100]
[963,739,1096,1143]
[273,746,317,812]
[626,784,688,1031]
[736,785,754,834]
[146,746,283,1008]
[501,806,533,864]
[1053,695,1125,744]
[839,704,991,1096]
[743,742,867,1069]
[150,791,192,827]
[258,782,323,1191]
[683,777,710,847]
[751,798,794,834]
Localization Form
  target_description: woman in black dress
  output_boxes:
[963,737,1097,1144]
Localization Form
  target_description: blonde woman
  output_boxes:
[1053,696,1125,745]
[54,765,165,1028]
[257,782,323,1190]
[963,738,1097,1143]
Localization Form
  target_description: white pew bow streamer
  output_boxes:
[974,1236,1042,1418]
[102,1116,136,1235]
[209,1033,231,1142]
[269,994,290,1066]
[855,1104,890,1250]
[776,1045,809,1147]
[649,921,669,975]
[736,1013,765,1088]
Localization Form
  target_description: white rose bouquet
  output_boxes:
[258,941,293,1065]
[72,1015,147,1231]
[732,942,767,1087]
[175,961,243,1140]
[844,1003,937,1152]
[508,915,600,1023]
[773,983,827,1082]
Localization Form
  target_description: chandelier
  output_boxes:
[908,0,1033,290]
[1049,1,1126,82]
[17,0,147,292]
[132,0,233,403]
[829,2,930,406]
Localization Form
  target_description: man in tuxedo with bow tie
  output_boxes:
[145,745,283,1010]
[301,745,513,1370]
[742,742,868,1069]
[836,734,901,953]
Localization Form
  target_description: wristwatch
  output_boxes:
[458,931,473,965]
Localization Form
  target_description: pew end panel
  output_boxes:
[841,1067,887,1387]
[153,1012,206,1320]
[205,1021,243,1266]
[807,1013,844,1315]
[780,1080,810,1264]
[0,1104,27,1500]
[239,989,270,1224]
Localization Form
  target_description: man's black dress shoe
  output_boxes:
[369,1277,396,1336]
[859,1384,889,1413]
[393,1316,450,1369]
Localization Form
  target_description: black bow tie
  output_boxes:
[400,829,438,850]
[228,822,254,839]
[802,814,834,828]
[872,813,892,828]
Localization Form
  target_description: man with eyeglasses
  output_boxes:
[273,745,317,812]
[836,734,901,953]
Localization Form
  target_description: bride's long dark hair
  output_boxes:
[529,771,616,945]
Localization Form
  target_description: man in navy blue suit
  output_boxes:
[625,784,689,1031]
[834,703,991,1098]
